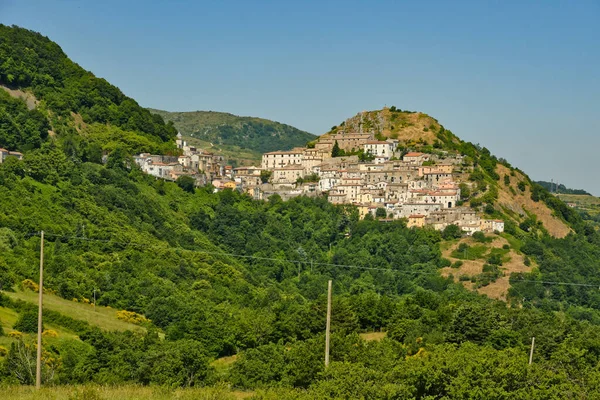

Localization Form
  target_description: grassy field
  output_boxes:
[556,194,600,216]
[2,289,144,333]
[0,384,256,400]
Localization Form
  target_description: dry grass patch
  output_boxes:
[497,165,571,238]
[441,235,531,301]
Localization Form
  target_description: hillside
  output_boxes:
[0,24,177,156]
[535,180,591,195]
[3,24,600,397]
[324,106,458,145]
[148,108,316,158]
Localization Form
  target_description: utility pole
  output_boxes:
[36,230,44,389]
[325,280,332,368]
[529,337,535,365]
[93,288,97,312]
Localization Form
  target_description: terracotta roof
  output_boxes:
[365,140,390,144]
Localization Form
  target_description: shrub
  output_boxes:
[452,261,464,268]
[439,258,452,268]
[21,279,39,292]
[487,253,503,266]
[472,231,488,243]
[116,310,149,325]
[13,310,40,333]
[42,329,58,338]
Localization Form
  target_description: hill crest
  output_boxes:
[148,108,316,158]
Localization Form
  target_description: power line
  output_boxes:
[24,232,442,278]
[22,231,600,289]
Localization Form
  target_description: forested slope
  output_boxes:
[0,24,177,155]
[2,25,600,398]
[149,109,316,154]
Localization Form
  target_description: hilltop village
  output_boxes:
[134,131,503,234]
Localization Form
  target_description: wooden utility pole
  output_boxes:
[529,336,535,365]
[93,288,97,312]
[36,230,44,389]
[325,280,332,367]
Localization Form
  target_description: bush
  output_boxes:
[13,310,40,333]
[452,261,464,268]
[442,224,462,240]
[487,254,503,266]
[472,231,490,243]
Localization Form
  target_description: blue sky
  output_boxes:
[1,0,599,194]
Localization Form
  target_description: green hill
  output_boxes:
[3,25,600,397]
[0,24,177,156]
[148,108,316,156]
[535,180,591,195]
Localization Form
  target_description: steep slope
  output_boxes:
[325,106,457,145]
[0,24,177,155]
[149,109,316,156]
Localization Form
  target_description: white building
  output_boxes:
[262,150,304,169]
[364,140,396,159]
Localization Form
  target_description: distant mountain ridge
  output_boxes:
[148,109,316,155]
[535,181,591,195]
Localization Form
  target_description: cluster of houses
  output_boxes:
[251,131,504,235]
[132,130,503,235]
[133,133,224,185]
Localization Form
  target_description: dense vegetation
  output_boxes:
[535,180,590,195]
[2,144,600,397]
[148,109,316,154]
[3,24,600,398]
[0,24,177,154]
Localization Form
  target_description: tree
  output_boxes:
[140,339,211,387]
[260,170,272,184]
[375,207,387,219]
[442,224,462,240]
[13,310,40,333]
[176,175,195,193]
[332,140,343,157]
